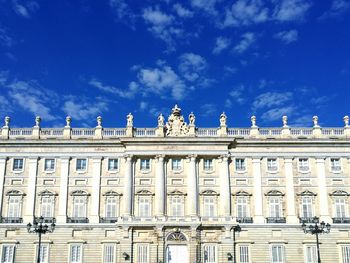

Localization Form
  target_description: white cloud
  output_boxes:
[261,106,295,121]
[213,37,231,54]
[173,3,194,18]
[0,95,12,115]
[139,101,148,112]
[0,71,9,85]
[224,66,237,74]
[274,29,299,44]
[223,0,269,27]
[178,53,207,82]
[233,32,256,53]
[89,78,138,99]
[273,0,311,22]
[0,27,14,47]
[320,0,350,18]
[252,91,293,111]
[12,0,39,18]
[200,103,217,116]
[290,115,313,126]
[191,0,218,15]
[229,85,245,104]
[109,0,133,20]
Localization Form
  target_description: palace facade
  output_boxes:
[0,105,350,263]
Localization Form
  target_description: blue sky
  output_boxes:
[0,0,350,128]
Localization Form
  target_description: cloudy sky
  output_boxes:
[0,0,350,128]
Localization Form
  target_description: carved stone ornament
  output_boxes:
[158,113,165,127]
[165,105,189,136]
[126,113,133,127]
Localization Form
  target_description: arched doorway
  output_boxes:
[165,230,189,263]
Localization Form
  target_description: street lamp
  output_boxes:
[301,217,331,263]
[233,225,241,263]
[27,216,55,263]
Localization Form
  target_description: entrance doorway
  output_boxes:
[166,245,188,263]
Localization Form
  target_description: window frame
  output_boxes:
[1,244,15,263]
[340,245,350,263]
[304,245,317,263]
[69,244,83,263]
[266,158,279,173]
[140,159,151,172]
[268,197,283,218]
[171,158,183,172]
[235,158,247,173]
[334,197,348,218]
[40,195,55,218]
[102,243,116,263]
[76,158,88,173]
[330,158,342,173]
[270,244,285,263]
[298,158,310,173]
[12,158,24,173]
[72,195,88,218]
[138,196,152,217]
[7,195,22,219]
[105,196,118,218]
[36,244,49,263]
[170,195,185,217]
[238,245,250,263]
[136,243,149,263]
[236,196,249,218]
[203,159,214,172]
[300,196,315,219]
[203,196,217,218]
[203,243,217,263]
[44,158,56,173]
[107,158,119,173]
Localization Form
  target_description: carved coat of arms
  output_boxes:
[165,105,189,136]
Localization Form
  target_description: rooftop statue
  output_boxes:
[165,104,189,136]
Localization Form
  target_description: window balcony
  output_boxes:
[34,217,56,224]
[299,166,310,172]
[299,217,318,224]
[67,217,89,223]
[331,166,341,172]
[236,217,253,223]
[266,217,286,223]
[100,217,118,223]
[0,217,23,223]
[332,217,350,224]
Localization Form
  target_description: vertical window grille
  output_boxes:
[137,244,148,263]
[237,197,248,218]
[72,197,86,218]
[269,198,281,218]
[7,197,21,218]
[342,246,350,263]
[203,245,216,263]
[301,197,313,218]
[305,246,317,263]
[105,197,117,218]
[139,197,151,217]
[70,245,82,263]
[41,196,54,218]
[1,245,15,263]
[103,244,115,263]
[204,197,216,217]
[239,245,249,263]
[171,196,184,217]
[271,245,284,263]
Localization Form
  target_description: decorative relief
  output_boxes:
[165,105,190,137]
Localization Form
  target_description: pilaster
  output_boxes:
[24,157,38,222]
[0,158,7,216]
[284,158,298,223]
[90,157,102,223]
[252,158,264,223]
[316,158,331,222]
[123,155,133,217]
[57,157,70,223]
[187,155,198,217]
[219,155,231,218]
[154,156,165,217]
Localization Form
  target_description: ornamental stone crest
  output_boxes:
[165,105,189,137]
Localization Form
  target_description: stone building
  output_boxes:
[0,105,350,263]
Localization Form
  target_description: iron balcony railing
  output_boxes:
[266,217,286,223]
[236,217,253,223]
[332,217,350,224]
[34,217,56,224]
[0,217,23,223]
[100,217,118,223]
[299,217,319,223]
[67,217,89,223]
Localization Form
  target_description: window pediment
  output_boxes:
[168,190,186,196]
[200,190,219,196]
[297,190,317,196]
[71,190,90,196]
[233,190,251,196]
[103,191,122,196]
[330,190,349,196]
[136,190,154,196]
[265,190,284,196]
[6,190,25,196]
[38,190,57,196]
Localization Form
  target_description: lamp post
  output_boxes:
[27,216,55,263]
[301,217,331,263]
[233,225,241,263]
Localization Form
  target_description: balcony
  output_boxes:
[67,217,89,223]
[266,217,286,223]
[0,217,23,223]
[236,217,253,223]
[35,217,56,224]
[100,217,118,223]
[299,217,319,224]
[332,217,350,224]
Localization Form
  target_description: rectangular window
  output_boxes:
[335,198,347,218]
[172,159,182,171]
[239,245,249,263]
[76,159,87,172]
[331,158,341,172]
[70,245,82,263]
[204,245,216,263]
[1,245,15,263]
[105,197,117,218]
[103,244,115,263]
[37,244,49,263]
[269,198,281,218]
[235,158,246,171]
[12,158,24,172]
[72,197,86,218]
[342,246,350,263]
[267,158,278,172]
[171,196,184,217]
[204,159,213,171]
[44,159,55,171]
[305,245,317,263]
[139,197,151,217]
[301,197,313,218]
[204,197,216,217]
[140,159,150,171]
[7,197,21,218]
[237,197,248,218]
[299,158,309,172]
[137,244,149,263]
[41,196,54,218]
[271,245,284,263]
[108,159,119,171]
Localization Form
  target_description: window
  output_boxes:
[267,158,278,172]
[239,245,249,263]
[331,158,341,172]
[103,244,115,263]
[37,244,49,263]
[203,197,216,217]
[237,196,248,218]
[140,159,150,171]
[108,159,119,171]
[171,196,184,217]
[41,196,54,218]
[335,198,347,218]
[203,245,217,263]
[7,196,21,218]
[76,159,87,172]
[70,244,82,263]
[137,244,149,263]
[172,159,182,171]
[105,197,117,218]
[269,197,282,218]
[305,245,317,263]
[341,246,350,263]
[72,197,86,218]
[301,197,313,218]
[139,197,151,217]
[12,158,24,172]
[299,158,309,172]
[1,245,15,263]
[271,245,284,263]
[235,158,246,172]
[44,159,55,172]
[204,159,213,171]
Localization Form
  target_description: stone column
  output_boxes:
[284,158,298,223]
[155,156,165,217]
[24,157,38,222]
[57,157,70,223]
[252,158,264,223]
[90,157,102,223]
[0,158,7,216]
[187,155,198,217]
[123,155,133,217]
[316,158,331,222]
[219,155,231,217]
